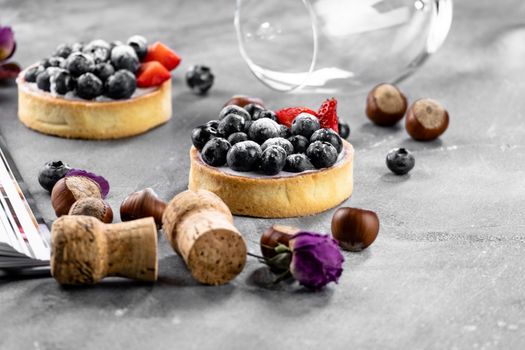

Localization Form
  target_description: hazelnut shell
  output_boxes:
[68,197,113,223]
[120,188,166,227]
[405,98,449,141]
[331,207,379,252]
[366,83,408,126]
[260,225,300,259]
[223,95,265,108]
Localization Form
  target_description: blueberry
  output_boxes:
[24,65,45,83]
[93,62,115,82]
[39,58,51,68]
[279,124,291,138]
[127,35,148,60]
[244,120,252,133]
[284,153,315,173]
[386,148,415,175]
[310,128,343,153]
[260,145,287,175]
[338,121,350,139]
[83,39,111,63]
[36,70,52,92]
[248,118,281,144]
[110,45,140,73]
[65,52,95,77]
[186,65,214,95]
[201,138,231,166]
[226,140,261,172]
[105,70,136,99]
[191,125,218,150]
[261,137,294,156]
[38,160,71,193]
[53,43,72,58]
[306,141,338,169]
[227,132,248,145]
[244,103,264,118]
[291,113,321,139]
[253,109,277,122]
[218,113,245,136]
[288,135,309,153]
[76,72,103,99]
[71,42,84,52]
[206,120,220,129]
[219,105,250,122]
[50,69,74,95]
[48,56,65,68]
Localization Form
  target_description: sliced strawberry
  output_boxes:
[136,62,171,88]
[276,107,318,127]
[317,98,339,133]
[144,42,181,71]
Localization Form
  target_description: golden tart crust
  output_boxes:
[17,70,172,140]
[188,140,354,218]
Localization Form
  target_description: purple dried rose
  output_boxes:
[254,230,344,290]
[289,232,344,290]
[0,26,16,61]
[0,25,20,81]
[66,169,110,198]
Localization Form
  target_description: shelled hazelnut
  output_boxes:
[120,188,166,227]
[366,83,408,126]
[331,207,379,252]
[223,95,265,108]
[68,197,113,223]
[405,98,449,141]
[260,225,300,259]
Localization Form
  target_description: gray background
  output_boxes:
[1,0,525,349]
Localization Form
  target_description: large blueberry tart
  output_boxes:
[188,99,354,218]
[17,37,180,139]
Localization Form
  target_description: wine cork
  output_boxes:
[162,190,247,285]
[51,215,157,285]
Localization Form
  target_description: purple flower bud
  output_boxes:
[289,231,344,290]
[0,62,21,80]
[66,169,110,198]
[0,26,16,62]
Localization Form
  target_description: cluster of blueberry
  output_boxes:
[23,36,148,100]
[191,104,347,175]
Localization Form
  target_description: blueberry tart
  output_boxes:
[188,100,354,218]
[17,37,181,139]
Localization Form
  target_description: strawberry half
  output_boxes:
[317,98,339,133]
[276,107,318,127]
[136,61,171,88]
[144,42,181,71]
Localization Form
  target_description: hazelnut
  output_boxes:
[51,176,102,217]
[68,197,113,223]
[223,95,265,108]
[366,83,408,126]
[120,188,166,227]
[405,98,449,141]
[260,225,300,259]
[331,207,379,252]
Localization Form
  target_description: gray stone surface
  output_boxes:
[1,0,525,349]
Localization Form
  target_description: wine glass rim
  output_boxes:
[234,0,319,93]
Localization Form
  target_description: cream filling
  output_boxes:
[199,148,347,179]
[20,81,157,102]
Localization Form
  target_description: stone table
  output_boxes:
[1,0,525,349]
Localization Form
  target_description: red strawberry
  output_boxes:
[136,62,171,88]
[144,42,181,71]
[317,98,339,133]
[276,107,318,127]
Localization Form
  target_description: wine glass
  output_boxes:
[235,0,453,93]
